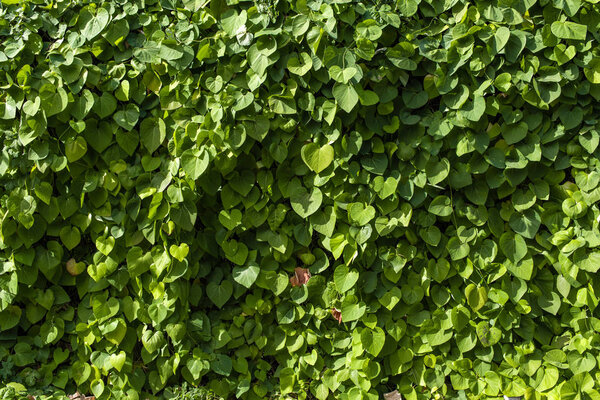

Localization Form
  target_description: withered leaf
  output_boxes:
[290,267,311,287]
[384,390,402,400]
[331,308,342,324]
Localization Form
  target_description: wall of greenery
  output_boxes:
[1,0,600,398]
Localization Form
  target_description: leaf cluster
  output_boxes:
[1,0,600,399]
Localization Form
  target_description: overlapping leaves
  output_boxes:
[0,0,600,399]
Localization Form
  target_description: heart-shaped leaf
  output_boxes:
[142,330,165,354]
[334,265,359,293]
[126,247,153,277]
[347,203,376,226]
[169,243,189,262]
[53,348,69,364]
[0,306,21,331]
[140,117,166,153]
[96,236,115,256]
[207,280,233,308]
[113,104,139,131]
[219,209,242,230]
[465,284,487,311]
[82,8,110,40]
[500,232,528,263]
[332,83,359,113]
[181,148,210,180]
[94,92,117,118]
[59,226,81,250]
[301,143,334,173]
[291,186,322,218]
[341,300,366,322]
[361,327,386,356]
[65,136,87,163]
[109,351,126,372]
[221,240,248,266]
[90,379,105,398]
[232,262,260,289]
[66,258,86,276]
[287,52,312,76]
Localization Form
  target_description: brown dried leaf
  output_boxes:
[331,308,342,324]
[68,392,91,400]
[384,390,402,400]
[290,267,311,287]
[290,276,299,287]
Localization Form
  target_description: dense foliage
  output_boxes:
[1,0,600,398]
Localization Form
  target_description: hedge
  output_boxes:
[1,0,600,399]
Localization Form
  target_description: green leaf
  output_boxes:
[142,330,165,354]
[222,240,248,265]
[361,327,385,356]
[332,83,359,113]
[94,93,117,119]
[82,8,110,40]
[206,281,233,308]
[341,300,366,322]
[426,158,450,185]
[402,90,428,109]
[536,366,559,392]
[378,286,402,310]
[509,209,541,239]
[113,104,139,131]
[287,52,313,76]
[575,252,600,273]
[181,148,209,180]
[397,0,420,16]
[301,143,334,173]
[290,186,322,218]
[232,262,260,289]
[448,237,470,261]
[551,21,587,40]
[59,226,81,250]
[538,291,561,315]
[34,182,53,205]
[279,367,295,394]
[347,203,376,226]
[310,207,336,237]
[96,236,115,256]
[218,209,242,230]
[333,265,359,293]
[126,247,153,277]
[505,256,534,281]
[65,136,87,163]
[104,19,129,46]
[140,118,166,153]
[169,243,189,262]
[584,58,600,83]
[493,27,511,53]
[500,232,527,263]
[0,306,21,331]
[269,95,296,114]
[109,351,126,372]
[90,379,105,398]
[428,196,452,217]
[465,284,487,311]
[502,122,528,145]
[476,321,501,347]
[429,259,450,283]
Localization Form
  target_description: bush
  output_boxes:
[1,0,600,398]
